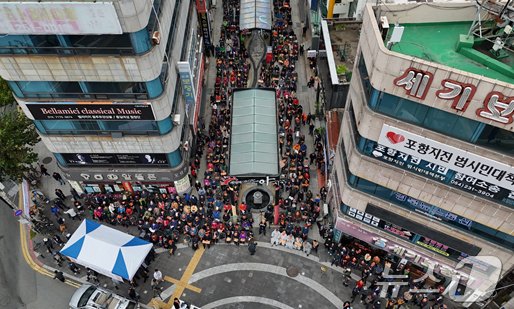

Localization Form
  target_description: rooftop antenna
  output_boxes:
[468,0,514,56]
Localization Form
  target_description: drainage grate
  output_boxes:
[42,156,53,164]
[286,266,300,277]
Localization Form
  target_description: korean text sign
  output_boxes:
[378,124,514,191]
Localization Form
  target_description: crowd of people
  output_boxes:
[27,0,457,308]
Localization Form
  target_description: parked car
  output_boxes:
[69,284,145,309]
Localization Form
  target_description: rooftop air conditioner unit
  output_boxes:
[111,132,123,138]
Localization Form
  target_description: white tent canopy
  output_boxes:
[60,220,152,281]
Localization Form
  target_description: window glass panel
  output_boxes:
[477,126,514,155]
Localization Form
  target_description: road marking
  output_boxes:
[18,188,81,289]
[169,246,205,302]
[202,296,296,309]
[159,262,343,308]
[164,275,202,293]
[147,247,205,308]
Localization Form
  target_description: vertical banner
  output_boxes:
[177,61,196,117]
[196,0,208,13]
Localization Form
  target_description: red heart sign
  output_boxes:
[386,132,405,144]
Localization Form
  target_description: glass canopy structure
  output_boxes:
[240,0,272,30]
[229,88,278,177]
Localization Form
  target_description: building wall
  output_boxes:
[332,144,514,276]
[329,3,514,280]
[360,4,513,132]
[0,0,188,83]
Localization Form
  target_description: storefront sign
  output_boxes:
[199,12,212,48]
[174,175,191,194]
[62,153,168,167]
[63,163,189,183]
[368,141,514,206]
[0,2,122,35]
[394,67,514,125]
[346,207,416,241]
[26,103,155,121]
[177,62,196,115]
[392,193,473,228]
[378,124,514,191]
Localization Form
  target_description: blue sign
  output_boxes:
[177,62,196,115]
[14,209,23,216]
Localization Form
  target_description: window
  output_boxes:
[35,117,173,136]
[338,127,514,248]
[370,90,514,154]
[346,104,514,208]
[7,72,167,100]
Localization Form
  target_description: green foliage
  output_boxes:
[0,110,40,181]
[336,64,348,75]
[0,77,15,107]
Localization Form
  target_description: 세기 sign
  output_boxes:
[378,124,514,191]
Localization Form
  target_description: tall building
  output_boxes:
[329,1,514,298]
[0,0,209,194]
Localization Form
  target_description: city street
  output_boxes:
[0,199,76,309]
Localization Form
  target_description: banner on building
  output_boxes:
[62,153,168,167]
[26,103,155,121]
[177,61,196,117]
[0,2,122,35]
[378,124,514,191]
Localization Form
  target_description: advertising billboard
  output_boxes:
[0,2,122,35]
[26,103,155,121]
[62,153,168,167]
[378,124,514,191]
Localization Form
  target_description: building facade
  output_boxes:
[0,0,209,194]
[329,2,514,295]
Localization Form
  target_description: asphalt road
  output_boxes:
[0,199,76,309]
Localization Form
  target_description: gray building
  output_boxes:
[0,0,210,194]
[328,2,514,300]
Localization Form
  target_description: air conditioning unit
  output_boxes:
[111,132,123,138]
[152,31,161,45]
[173,114,181,125]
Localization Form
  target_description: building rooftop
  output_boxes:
[321,20,361,85]
[388,22,514,84]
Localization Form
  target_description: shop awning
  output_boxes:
[240,0,272,30]
[229,88,278,177]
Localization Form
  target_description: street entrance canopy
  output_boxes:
[240,0,272,30]
[229,89,278,177]
[60,219,152,281]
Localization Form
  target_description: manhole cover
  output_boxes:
[302,85,309,92]
[42,156,53,164]
[286,266,300,277]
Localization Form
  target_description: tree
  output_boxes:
[0,110,40,181]
[0,77,15,107]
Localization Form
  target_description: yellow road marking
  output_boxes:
[147,246,206,308]
[18,188,81,289]
[164,275,202,293]
[170,246,205,301]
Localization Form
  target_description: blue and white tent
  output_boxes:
[60,219,152,281]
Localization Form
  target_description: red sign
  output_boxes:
[393,67,433,100]
[394,67,514,125]
[196,0,207,13]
